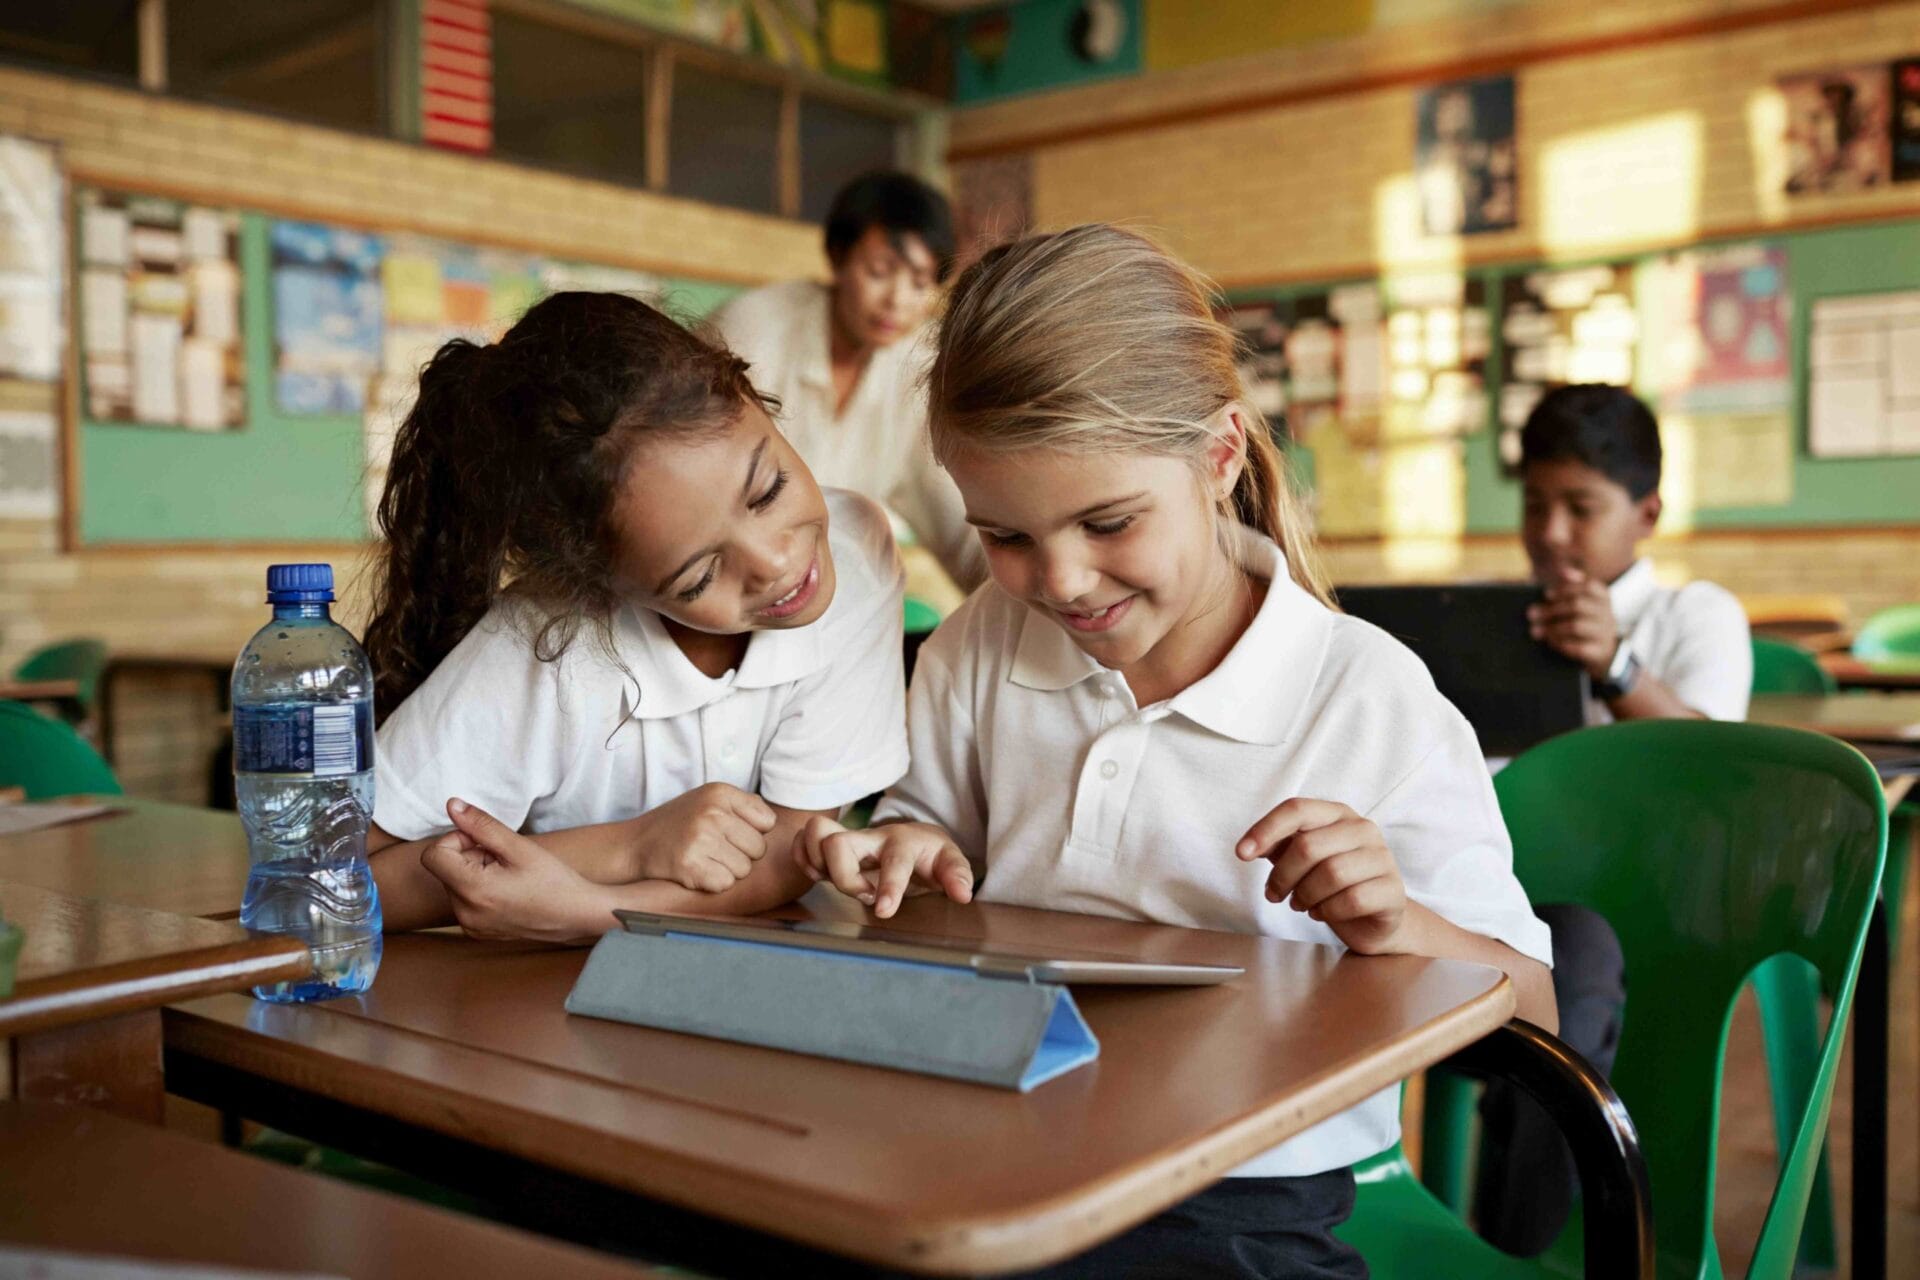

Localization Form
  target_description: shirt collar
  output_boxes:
[1607,557,1659,632]
[1006,528,1334,746]
[611,601,828,721]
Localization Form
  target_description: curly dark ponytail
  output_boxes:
[363,291,769,723]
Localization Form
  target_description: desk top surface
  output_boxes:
[0,881,308,1037]
[0,799,249,919]
[166,893,1510,1275]
[1747,692,1920,743]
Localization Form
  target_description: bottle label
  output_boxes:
[235,703,372,775]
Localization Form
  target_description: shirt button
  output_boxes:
[1099,759,1119,780]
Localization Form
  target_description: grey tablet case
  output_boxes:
[565,927,1099,1091]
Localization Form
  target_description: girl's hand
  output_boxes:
[1236,798,1412,955]
[419,798,609,943]
[792,816,974,919]
[626,783,778,892]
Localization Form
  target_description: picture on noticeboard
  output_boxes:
[1415,74,1518,237]
[1780,63,1892,194]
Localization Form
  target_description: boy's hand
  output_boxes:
[420,798,607,943]
[1527,567,1620,677]
[626,783,778,892]
[792,816,974,919]
[1237,798,1412,955]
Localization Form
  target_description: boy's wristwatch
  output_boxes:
[1593,638,1642,700]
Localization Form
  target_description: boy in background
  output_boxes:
[1476,384,1752,1253]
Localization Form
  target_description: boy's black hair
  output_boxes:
[824,171,956,282]
[1519,384,1662,499]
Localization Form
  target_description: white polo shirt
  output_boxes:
[376,489,909,840]
[711,281,985,590]
[1587,558,1751,725]
[873,530,1552,1178]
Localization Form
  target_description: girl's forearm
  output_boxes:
[1402,903,1560,1034]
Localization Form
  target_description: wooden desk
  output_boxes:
[164,900,1514,1276]
[0,798,249,919]
[1,882,308,1120]
[1747,693,1920,744]
[0,1100,666,1278]
[1821,654,1920,692]
[0,677,82,702]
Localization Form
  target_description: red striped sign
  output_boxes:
[422,0,492,152]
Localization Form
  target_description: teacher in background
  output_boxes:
[712,171,985,593]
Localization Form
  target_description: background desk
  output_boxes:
[0,798,248,919]
[0,1100,668,1278]
[1747,693,1920,744]
[1,881,307,1120]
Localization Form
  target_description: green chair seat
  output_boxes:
[1853,604,1920,664]
[13,638,109,712]
[0,700,122,799]
[1351,720,1885,1280]
[1749,637,1836,695]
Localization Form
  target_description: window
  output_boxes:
[169,0,385,134]
[669,63,780,215]
[491,9,648,187]
[0,1,139,81]
[800,97,900,223]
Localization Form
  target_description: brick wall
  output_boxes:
[0,65,822,796]
[951,0,1920,627]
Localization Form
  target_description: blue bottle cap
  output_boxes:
[267,563,334,604]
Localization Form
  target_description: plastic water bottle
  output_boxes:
[234,563,382,1001]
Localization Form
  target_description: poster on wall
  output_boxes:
[1415,73,1517,237]
[0,380,57,519]
[1780,63,1892,194]
[1807,289,1920,458]
[1639,242,1794,511]
[271,221,384,416]
[1496,262,1637,472]
[1643,242,1790,413]
[1383,272,1491,439]
[0,135,64,382]
[1894,58,1920,183]
[363,235,545,530]
[1220,301,1292,427]
[77,187,244,431]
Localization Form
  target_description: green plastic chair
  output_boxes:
[1749,637,1836,695]
[0,700,122,799]
[1853,604,1920,664]
[1341,720,1887,1280]
[13,638,109,714]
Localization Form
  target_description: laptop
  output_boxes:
[1335,583,1589,758]
[613,909,1245,986]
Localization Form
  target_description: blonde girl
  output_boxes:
[795,226,1555,1278]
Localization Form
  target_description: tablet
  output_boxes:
[612,909,1244,986]
[1336,582,1590,758]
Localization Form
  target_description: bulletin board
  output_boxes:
[67,188,745,547]
[1227,215,1920,540]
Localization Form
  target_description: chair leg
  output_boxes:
[1750,954,1837,1270]
[1417,1067,1481,1217]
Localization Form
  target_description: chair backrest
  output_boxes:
[1750,637,1837,695]
[13,638,110,709]
[0,701,123,799]
[1495,721,1884,1280]
[1853,603,1920,664]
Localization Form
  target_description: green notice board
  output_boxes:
[1231,217,1920,539]
[77,213,743,545]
